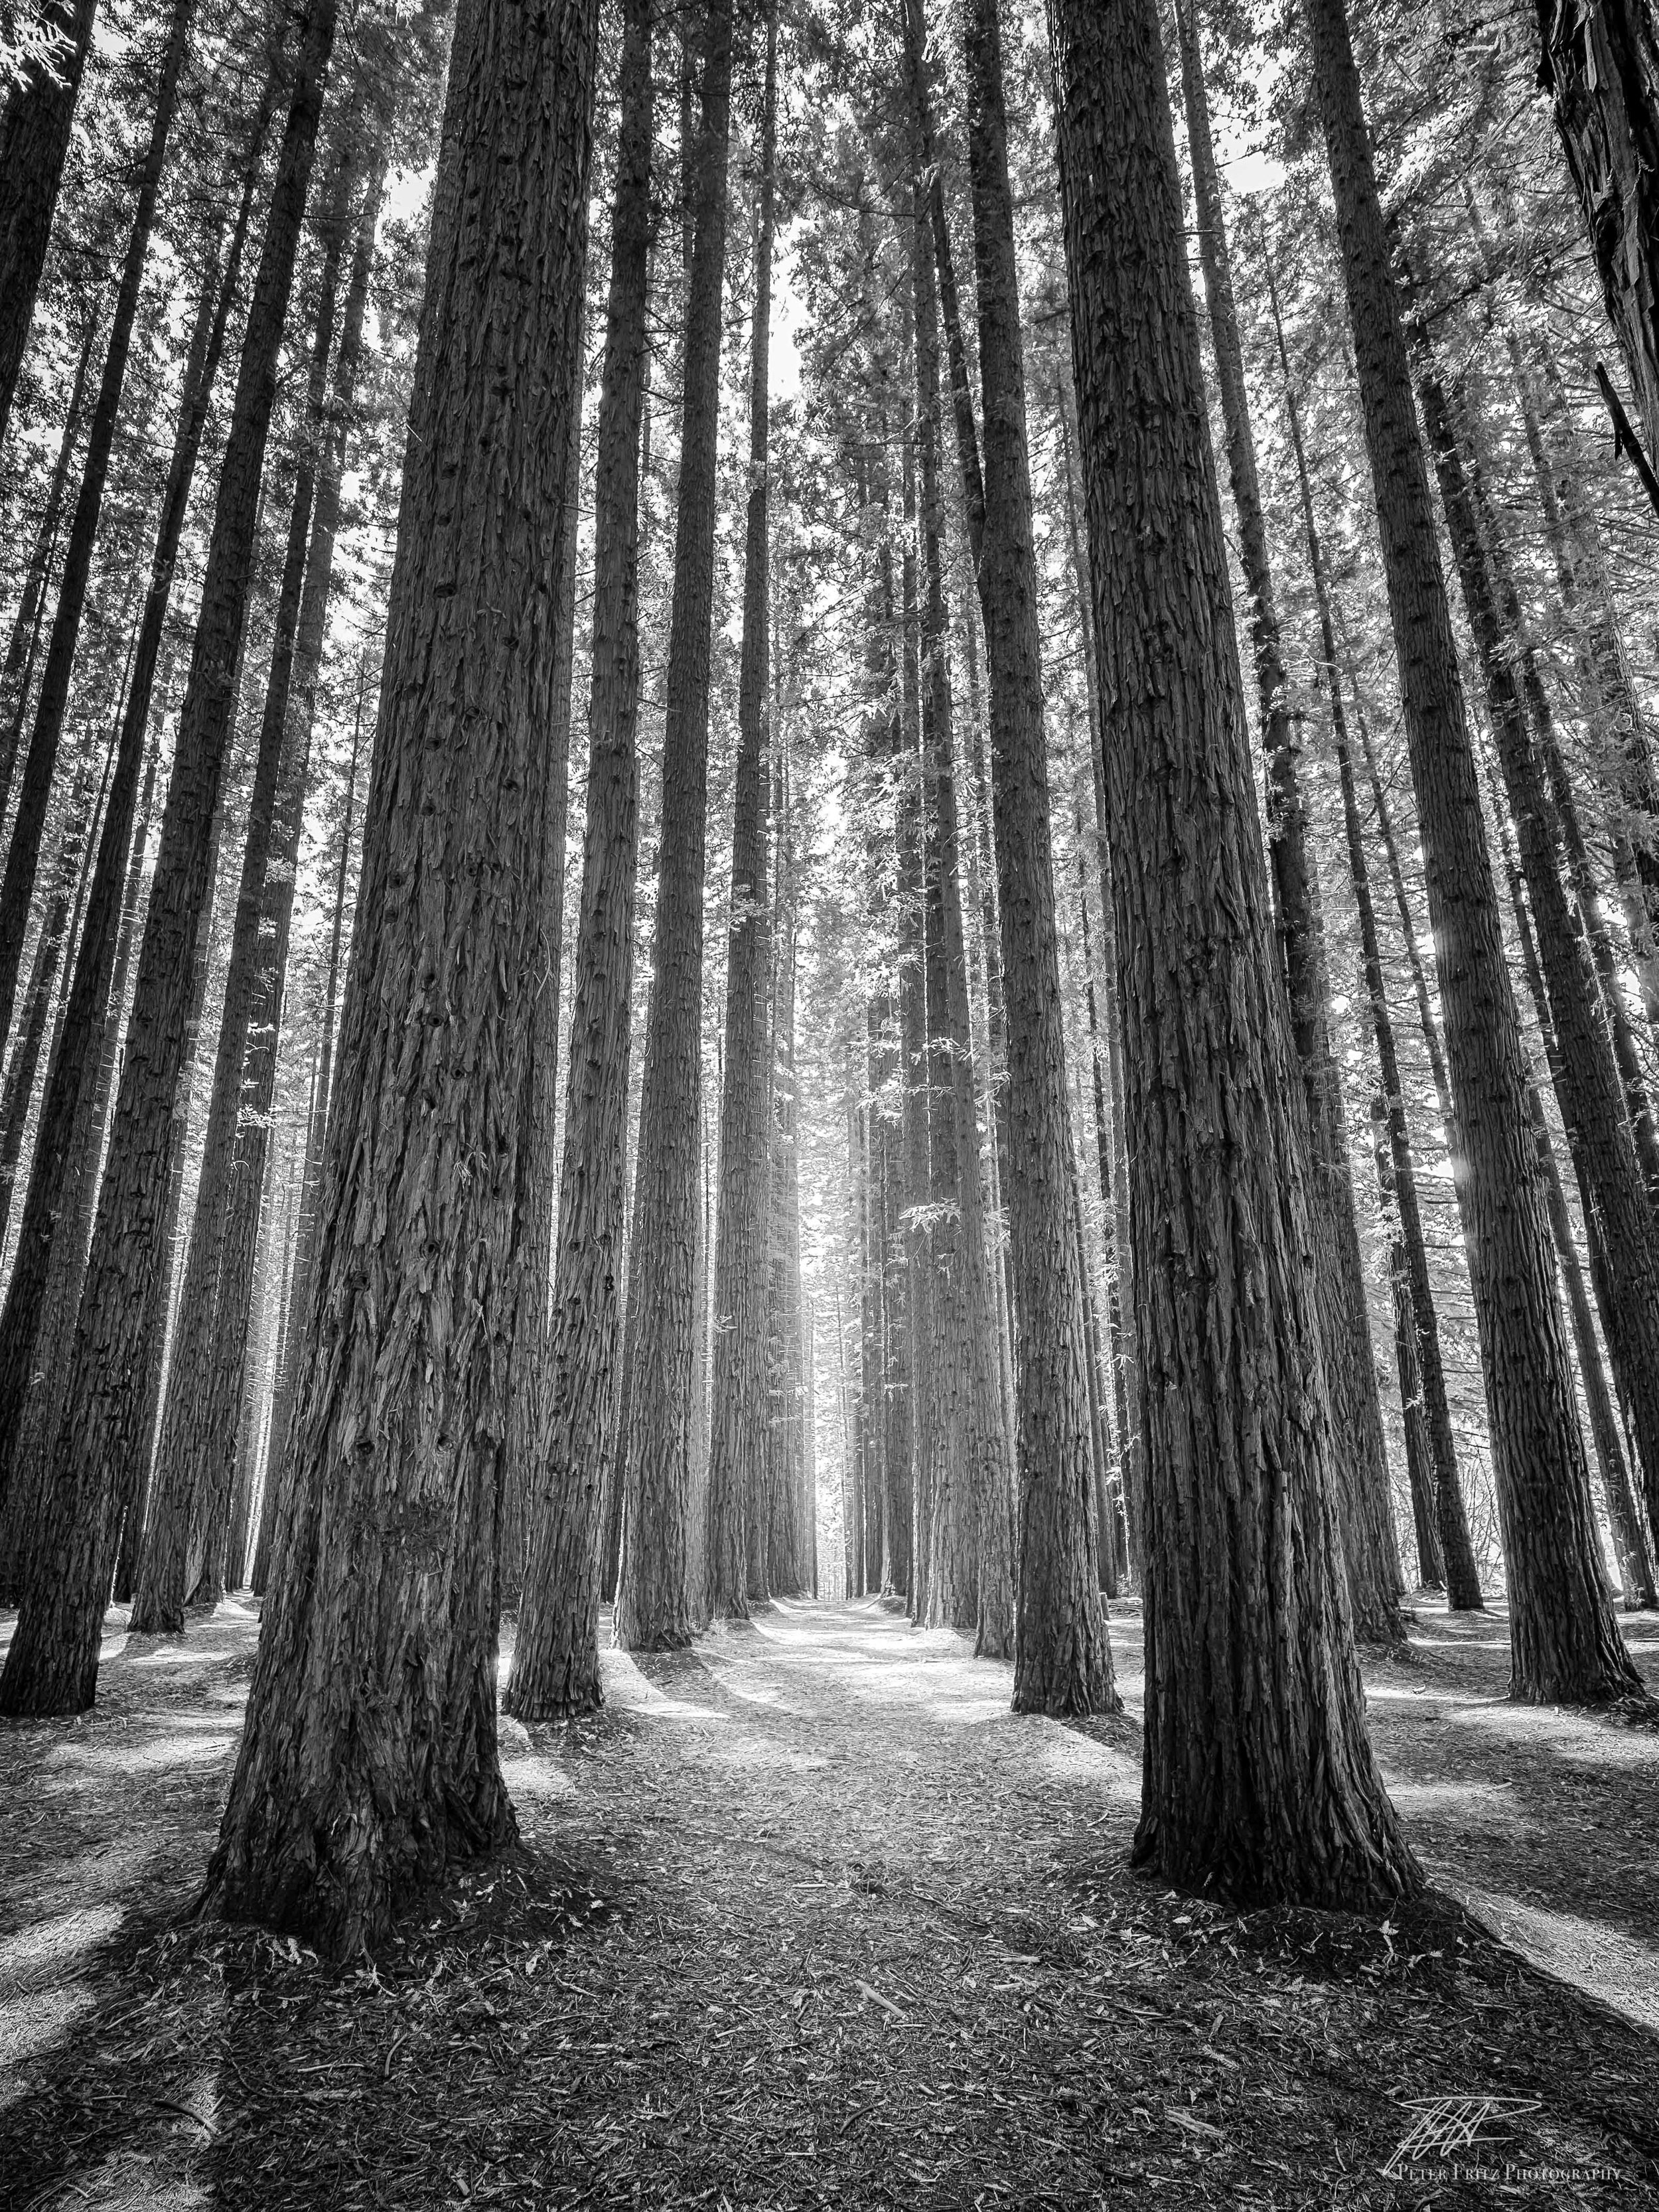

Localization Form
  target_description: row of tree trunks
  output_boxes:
[0,0,342,1719]
[1303,0,1642,1704]
[0,0,197,1057]
[1264,275,1482,1610]
[1174,0,1403,1644]
[132,154,355,1635]
[962,0,1112,1718]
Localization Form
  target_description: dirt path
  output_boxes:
[2,1592,1657,2208]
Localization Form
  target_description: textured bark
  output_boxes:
[0,0,196,1055]
[1304,0,1641,1704]
[0,0,341,1721]
[0,0,99,453]
[966,0,1112,1716]
[614,0,734,1652]
[0,313,96,808]
[1267,279,1482,1611]
[202,0,599,1954]
[706,2,775,1623]
[1176,0,1401,1639]
[1534,0,1659,486]
[1051,0,1420,1901]
[506,0,652,1718]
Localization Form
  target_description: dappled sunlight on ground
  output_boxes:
[2,1585,1656,2204]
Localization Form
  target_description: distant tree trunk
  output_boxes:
[766,770,806,1596]
[252,688,362,1597]
[0,0,196,1056]
[1533,0,1659,484]
[1175,0,1402,1639]
[0,312,96,808]
[0,100,267,1539]
[1371,1094,1444,1589]
[202,0,600,1955]
[500,284,581,1615]
[0,0,342,1721]
[1051,0,1422,1901]
[613,0,734,1653]
[0,747,98,1251]
[911,179,1009,1643]
[507,0,652,1716]
[706,1,775,1623]
[966,0,1113,1716]
[1267,273,1482,1611]
[133,165,351,1637]
[1504,852,1658,1610]
[0,0,100,452]
[1304,0,1642,1704]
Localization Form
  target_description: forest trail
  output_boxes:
[3,1595,1658,2208]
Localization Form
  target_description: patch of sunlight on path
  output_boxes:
[1446,1881,1659,2037]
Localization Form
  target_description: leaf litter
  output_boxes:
[0,1591,1655,2207]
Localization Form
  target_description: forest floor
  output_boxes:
[1,1593,1657,2210]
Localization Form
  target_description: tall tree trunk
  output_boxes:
[1050,0,1421,1899]
[1176,0,1402,1638]
[202,0,599,1955]
[706,1,776,1623]
[1371,1094,1444,1589]
[0,0,100,453]
[911,182,1009,1643]
[0,0,342,1720]
[1533,0,1659,484]
[1267,272,1482,1609]
[613,0,735,1653]
[961,0,1112,1716]
[133,167,352,1636]
[506,0,652,1718]
[1303,0,1641,1703]
[0,0,196,1053]
[0,745,99,1252]
[0,311,97,810]
[499,286,581,1615]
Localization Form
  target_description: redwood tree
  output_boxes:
[202,0,600,1954]
[1049,0,1423,1902]
[506,0,653,1721]
[613,0,735,1653]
